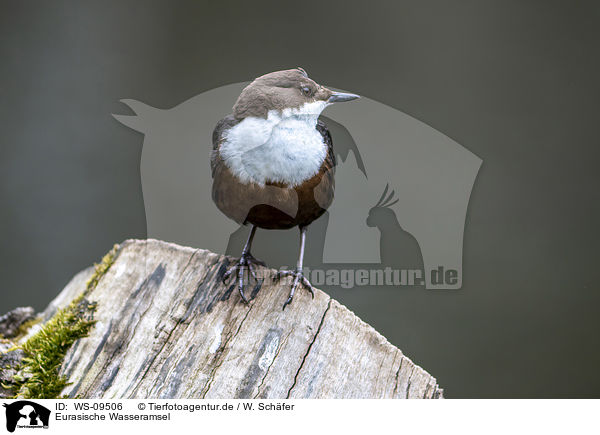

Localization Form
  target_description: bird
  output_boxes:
[210,67,359,307]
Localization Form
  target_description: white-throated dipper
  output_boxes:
[211,67,359,308]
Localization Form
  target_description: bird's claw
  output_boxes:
[222,253,265,303]
[275,269,315,309]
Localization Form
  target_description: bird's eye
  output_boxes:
[301,86,312,96]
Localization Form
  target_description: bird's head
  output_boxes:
[232,67,359,120]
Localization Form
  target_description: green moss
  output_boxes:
[14,297,97,398]
[11,317,42,342]
[8,244,119,399]
[84,244,120,296]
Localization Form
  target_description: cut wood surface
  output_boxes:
[48,239,443,399]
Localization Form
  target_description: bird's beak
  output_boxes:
[327,92,360,103]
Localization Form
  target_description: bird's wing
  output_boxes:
[316,117,336,169]
[211,114,239,177]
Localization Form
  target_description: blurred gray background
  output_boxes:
[1,0,599,398]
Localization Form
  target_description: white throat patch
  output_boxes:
[220,101,329,187]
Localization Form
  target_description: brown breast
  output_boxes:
[211,152,334,230]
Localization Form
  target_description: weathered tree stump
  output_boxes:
[26,239,444,398]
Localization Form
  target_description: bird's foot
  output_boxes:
[222,253,266,303]
[275,268,315,309]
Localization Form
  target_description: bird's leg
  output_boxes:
[222,225,266,303]
[276,226,315,309]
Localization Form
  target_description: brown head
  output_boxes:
[232,67,359,119]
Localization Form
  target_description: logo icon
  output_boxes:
[2,401,50,432]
